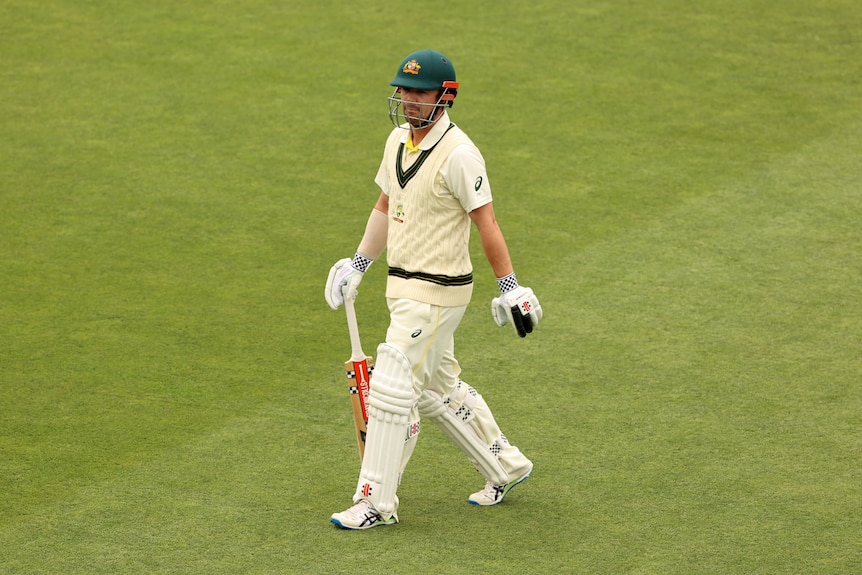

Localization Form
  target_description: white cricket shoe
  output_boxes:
[468,467,533,506]
[330,500,398,530]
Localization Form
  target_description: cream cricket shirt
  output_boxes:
[374,111,492,307]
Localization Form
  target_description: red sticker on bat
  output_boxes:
[354,361,371,422]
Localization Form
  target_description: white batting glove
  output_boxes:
[325,255,371,310]
[491,277,543,337]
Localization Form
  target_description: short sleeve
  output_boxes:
[440,143,492,212]
[374,157,390,196]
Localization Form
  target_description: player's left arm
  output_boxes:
[470,203,512,278]
[470,204,543,337]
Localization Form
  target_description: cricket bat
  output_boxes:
[343,296,372,461]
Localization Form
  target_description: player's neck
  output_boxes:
[408,126,432,148]
[408,109,445,148]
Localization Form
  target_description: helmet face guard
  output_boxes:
[387,81,459,129]
[387,50,458,129]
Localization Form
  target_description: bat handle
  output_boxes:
[344,296,365,359]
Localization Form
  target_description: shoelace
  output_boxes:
[479,481,507,501]
[345,502,383,525]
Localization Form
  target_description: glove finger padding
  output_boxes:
[343,271,364,302]
[504,287,542,338]
[325,258,352,310]
[510,304,532,337]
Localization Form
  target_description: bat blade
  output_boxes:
[345,355,373,459]
[343,297,372,461]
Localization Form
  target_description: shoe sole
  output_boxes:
[330,516,398,530]
[468,468,533,506]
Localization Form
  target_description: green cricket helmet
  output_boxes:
[390,49,457,91]
[388,49,460,129]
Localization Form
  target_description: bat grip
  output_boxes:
[344,296,365,359]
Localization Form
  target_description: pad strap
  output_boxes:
[418,383,510,486]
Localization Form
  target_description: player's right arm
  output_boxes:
[325,192,389,310]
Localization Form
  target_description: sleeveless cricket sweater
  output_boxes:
[382,122,479,307]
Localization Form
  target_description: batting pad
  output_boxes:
[418,381,528,486]
[354,343,415,519]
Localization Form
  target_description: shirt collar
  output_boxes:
[400,110,451,151]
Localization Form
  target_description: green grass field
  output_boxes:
[2,1,860,573]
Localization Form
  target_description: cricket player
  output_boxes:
[325,49,543,530]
